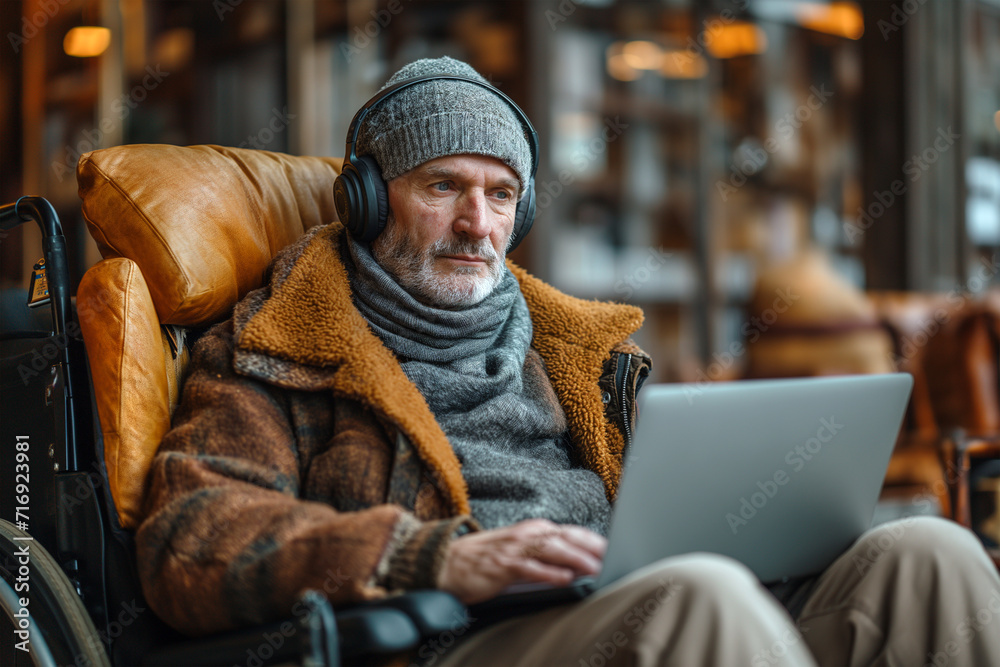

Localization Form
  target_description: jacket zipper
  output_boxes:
[619,353,633,452]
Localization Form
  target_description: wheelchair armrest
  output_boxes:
[140,590,420,667]
[335,603,421,658]
[355,589,469,637]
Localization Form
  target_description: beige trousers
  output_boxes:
[431,517,1000,667]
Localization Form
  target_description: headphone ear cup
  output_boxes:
[334,156,389,243]
[334,163,362,238]
[364,156,390,242]
[508,180,535,253]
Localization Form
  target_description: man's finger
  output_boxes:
[558,525,608,559]
[510,558,578,587]
[520,533,602,576]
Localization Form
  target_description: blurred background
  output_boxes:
[1,0,999,548]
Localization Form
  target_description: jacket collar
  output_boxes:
[233,223,644,512]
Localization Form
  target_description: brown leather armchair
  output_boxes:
[871,290,1000,568]
[65,144,461,664]
[919,292,1000,561]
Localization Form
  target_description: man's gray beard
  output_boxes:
[371,213,508,309]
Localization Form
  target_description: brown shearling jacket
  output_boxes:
[136,223,651,635]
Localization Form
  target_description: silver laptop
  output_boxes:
[475,373,912,614]
[599,372,913,586]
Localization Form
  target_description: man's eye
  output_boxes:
[433,182,450,192]
[494,190,511,200]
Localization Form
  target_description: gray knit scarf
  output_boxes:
[345,239,612,534]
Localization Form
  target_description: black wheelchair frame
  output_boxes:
[1,197,467,666]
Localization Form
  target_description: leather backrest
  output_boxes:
[923,299,1000,433]
[78,144,342,324]
[76,145,342,528]
[78,258,181,528]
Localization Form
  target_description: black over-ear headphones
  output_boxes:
[333,74,538,251]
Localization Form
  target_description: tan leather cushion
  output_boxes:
[77,144,342,325]
[76,145,343,527]
[78,258,181,528]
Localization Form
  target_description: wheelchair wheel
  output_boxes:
[1,520,110,667]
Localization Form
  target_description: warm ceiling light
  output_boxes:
[705,22,768,59]
[606,42,642,81]
[607,52,641,81]
[152,27,195,70]
[660,51,709,79]
[622,40,662,70]
[797,1,864,40]
[64,26,111,57]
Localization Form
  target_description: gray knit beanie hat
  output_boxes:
[356,56,533,192]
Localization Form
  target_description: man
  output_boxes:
[137,57,1000,666]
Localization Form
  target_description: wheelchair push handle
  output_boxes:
[1,196,72,338]
[2,196,62,235]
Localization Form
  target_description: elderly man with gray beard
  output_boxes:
[137,56,1000,667]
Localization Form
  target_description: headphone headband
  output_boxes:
[343,74,538,180]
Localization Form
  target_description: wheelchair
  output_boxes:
[0,144,470,666]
